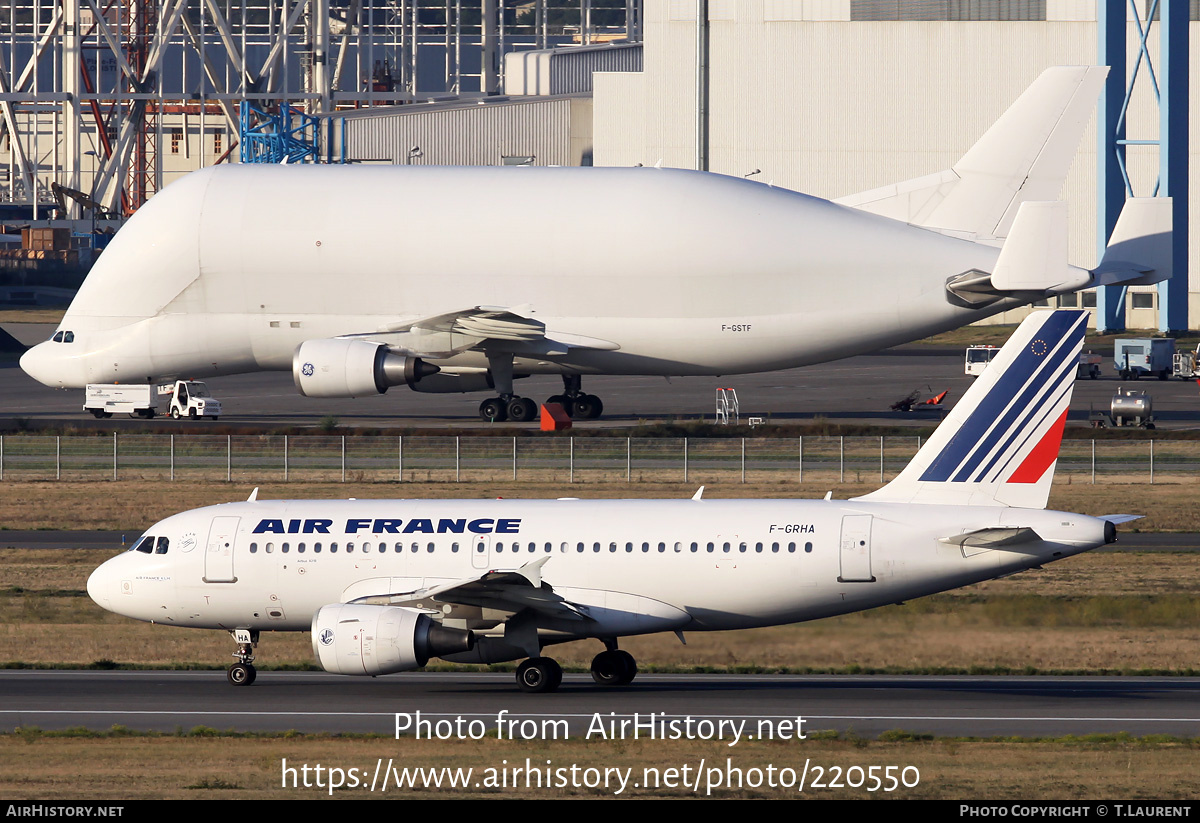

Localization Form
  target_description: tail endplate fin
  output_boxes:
[856,310,1088,509]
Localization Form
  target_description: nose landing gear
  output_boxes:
[227,628,259,686]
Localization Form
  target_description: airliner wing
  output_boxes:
[352,558,592,622]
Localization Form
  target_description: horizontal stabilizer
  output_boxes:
[989,201,1088,293]
[836,67,1107,240]
[939,527,1041,548]
[1091,198,1173,287]
[1100,514,1143,525]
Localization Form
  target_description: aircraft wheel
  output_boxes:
[545,395,570,414]
[227,663,256,686]
[507,397,537,423]
[516,657,562,693]
[479,398,508,422]
[572,394,603,420]
[171,408,181,419]
[590,650,636,686]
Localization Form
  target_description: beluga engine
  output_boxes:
[293,338,439,398]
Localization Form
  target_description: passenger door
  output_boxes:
[204,516,240,583]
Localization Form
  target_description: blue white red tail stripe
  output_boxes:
[919,311,1086,484]
[856,310,1087,510]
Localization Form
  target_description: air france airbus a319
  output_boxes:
[87,310,1136,692]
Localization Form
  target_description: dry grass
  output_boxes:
[2,732,1198,799]
[0,479,1195,531]
[0,308,65,324]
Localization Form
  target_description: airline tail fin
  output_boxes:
[856,310,1088,509]
[835,67,1108,241]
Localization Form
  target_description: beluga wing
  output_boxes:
[340,305,620,359]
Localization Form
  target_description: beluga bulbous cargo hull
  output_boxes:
[86,310,1139,691]
[22,67,1171,421]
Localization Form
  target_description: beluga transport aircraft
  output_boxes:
[87,310,1138,692]
[23,67,1171,422]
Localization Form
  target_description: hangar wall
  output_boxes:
[592,1,1194,328]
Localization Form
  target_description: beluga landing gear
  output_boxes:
[546,374,603,420]
[478,352,538,422]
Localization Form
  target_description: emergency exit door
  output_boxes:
[838,515,875,583]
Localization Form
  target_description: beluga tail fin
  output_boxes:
[835,67,1108,242]
[855,310,1088,509]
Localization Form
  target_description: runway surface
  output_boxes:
[4,670,1199,738]
[5,322,1200,430]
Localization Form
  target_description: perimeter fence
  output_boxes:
[0,434,1190,484]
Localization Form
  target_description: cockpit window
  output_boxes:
[52,332,62,342]
[51,331,74,343]
[155,536,169,554]
[133,535,155,553]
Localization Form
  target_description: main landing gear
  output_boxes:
[477,351,539,423]
[476,356,606,422]
[227,629,258,686]
[546,375,603,420]
[478,395,538,423]
[514,641,638,693]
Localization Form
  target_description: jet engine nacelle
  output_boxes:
[292,338,438,398]
[311,603,474,676]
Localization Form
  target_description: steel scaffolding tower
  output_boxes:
[0,0,642,218]
[1097,0,1189,332]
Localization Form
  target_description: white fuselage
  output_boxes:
[21,165,1032,391]
[87,498,1108,660]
